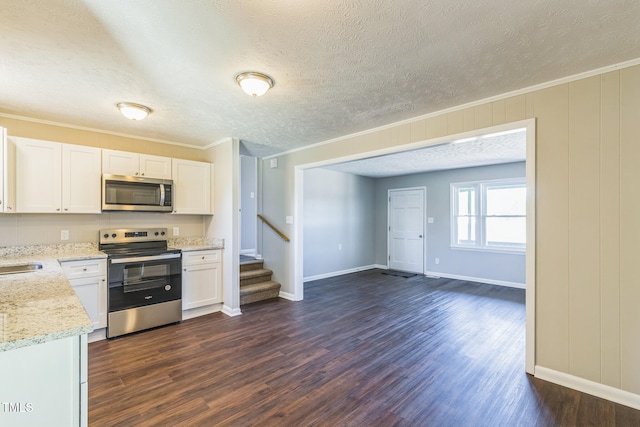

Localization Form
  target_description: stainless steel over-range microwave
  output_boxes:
[102,174,173,212]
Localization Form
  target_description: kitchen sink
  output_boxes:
[0,263,43,275]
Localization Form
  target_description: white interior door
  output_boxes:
[388,188,425,273]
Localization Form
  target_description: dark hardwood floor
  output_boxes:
[88,269,640,426]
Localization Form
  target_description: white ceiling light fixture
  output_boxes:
[116,102,152,120]
[235,72,274,97]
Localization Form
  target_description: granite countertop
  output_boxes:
[0,243,106,352]
[0,238,223,352]
[168,237,224,252]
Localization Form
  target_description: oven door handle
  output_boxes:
[110,253,181,264]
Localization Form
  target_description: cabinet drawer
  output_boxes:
[183,250,221,265]
[61,258,106,278]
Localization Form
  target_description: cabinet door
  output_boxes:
[182,262,222,309]
[0,127,4,212]
[69,276,107,329]
[0,128,13,213]
[62,144,101,213]
[140,154,172,179]
[15,137,62,213]
[2,132,16,213]
[0,335,81,427]
[102,149,139,176]
[172,159,211,214]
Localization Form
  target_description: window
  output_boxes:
[451,178,526,252]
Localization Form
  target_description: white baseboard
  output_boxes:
[303,264,385,282]
[425,270,525,289]
[279,291,297,301]
[535,366,640,410]
[221,305,242,317]
[88,328,106,343]
[240,249,256,256]
[182,304,222,320]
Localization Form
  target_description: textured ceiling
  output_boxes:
[1,1,640,157]
[323,128,526,177]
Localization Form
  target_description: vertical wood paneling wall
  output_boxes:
[269,63,640,395]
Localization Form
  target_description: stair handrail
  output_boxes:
[257,214,290,242]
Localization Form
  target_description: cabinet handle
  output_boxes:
[184,268,187,272]
[7,206,12,210]
[56,208,61,211]
[64,208,69,211]
[0,200,2,205]
[135,172,139,176]
[141,173,145,176]
[202,256,205,260]
[83,268,87,271]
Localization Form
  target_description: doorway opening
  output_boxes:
[294,118,536,374]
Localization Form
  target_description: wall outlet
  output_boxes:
[173,227,179,236]
[435,257,440,265]
[285,216,293,224]
[61,230,69,241]
[428,217,434,224]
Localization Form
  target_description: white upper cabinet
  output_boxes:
[0,128,16,213]
[140,154,172,179]
[102,149,172,179]
[62,143,102,213]
[172,159,212,215]
[15,137,101,213]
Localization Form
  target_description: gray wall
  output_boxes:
[374,161,526,284]
[240,155,257,253]
[303,168,376,279]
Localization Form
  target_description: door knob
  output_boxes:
[419,235,423,238]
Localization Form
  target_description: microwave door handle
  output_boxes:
[110,253,181,264]
[160,184,166,207]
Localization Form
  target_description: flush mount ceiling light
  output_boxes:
[116,102,151,120]
[235,72,274,97]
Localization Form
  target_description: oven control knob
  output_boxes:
[165,285,171,291]
[111,233,117,238]
[154,232,159,236]
[161,231,166,236]
[103,233,109,239]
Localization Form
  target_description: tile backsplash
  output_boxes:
[0,212,207,247]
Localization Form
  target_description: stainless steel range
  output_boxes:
[99,228,182,338]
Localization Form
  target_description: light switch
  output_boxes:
[285,216,293,224]
[428,217,434,223]
[270,158,278,169]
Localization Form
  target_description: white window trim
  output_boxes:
[450,177,526,253]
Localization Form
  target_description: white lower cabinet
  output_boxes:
[0,334,87,427]
[61,259,107,330]
[182,249,222,311]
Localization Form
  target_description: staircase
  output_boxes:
[240,258,281,305]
